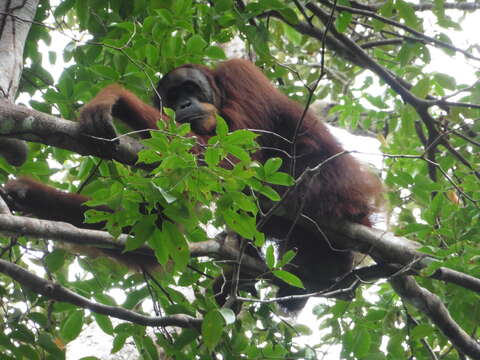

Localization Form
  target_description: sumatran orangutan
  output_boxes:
[4,59,382,311]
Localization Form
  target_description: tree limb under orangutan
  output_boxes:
[4,59,383,312]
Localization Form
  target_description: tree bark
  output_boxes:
[0,0,39,165]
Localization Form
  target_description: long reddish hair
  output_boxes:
[207,59,382,224]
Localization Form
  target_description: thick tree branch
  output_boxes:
[342,263,480,296]
[267,8,430,112]
[284,4,479,183]
[0,258,202,328]
[390,276,480,359]
[431,267,480,293]
[349,1,480,12]
[0,0,39,98]
[361,38,404,49]
[0,0,39,166]
[305,3,427,108]
[263,12,358,65]
[401,2,480,12]
[0,213,267,274]
[317,0,480,61]
[1,213,478,296]
[0,100,144,165]
[270,2,480,167]
[0,98,477,294]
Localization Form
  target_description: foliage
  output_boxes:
[0,0,479,359]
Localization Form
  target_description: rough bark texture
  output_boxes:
[0,0,39,99]
[0,0,39,165]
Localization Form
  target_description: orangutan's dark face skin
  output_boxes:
[157,67,219,135]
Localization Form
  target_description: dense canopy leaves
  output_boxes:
[0,0,479,359]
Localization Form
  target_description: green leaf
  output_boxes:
[44,249,66,272]
[90,65,119,80]
[114,22,135,32]
[266,244,275,269]
[172,0,192,15]
[53,302,77,312]
[142,335,160,359]
[396,223,431,236]
[336,11,352,32]
[205,46,226,59]
[145,44,159,65]
[224,129,258,145]
[294,324,313,336]
[364,94,389,109]
[217,12,236,27]
[149,228,170,265]
[251,24,270,57]
[95,293,117,307]
[226,144,250,163]
[411,324,434,340]
[48,50,57,65]
[164,221,190,271]
[29,312,48,328]
[129,215,156,251]
[112,334,128,353]
[398,41,419,66]
[205,147,220,166]
[397,0,418,28]
[186,34,207,55]
[155,185,177,204]
[351,327,371,358]
[273,270,304,289]
[60,310,84,343]
[380,0,393,16]
[215,0,232,11]
[433,72,456,90]
[266,172,295,186]
[278,8,298,24]
[17,345,40,360]
[411,78,430,98]
[75,0,90,29]
[94,313,114,335]
[216,116,229,137]
[257,0,284,10]
[124,235,147,253]
[176,123,192,136]
[219,308,236,325]
[420,258,444,277]
[365,310,387,321]
[38,333,62,355]
[230,191,257,213]
[202,310,224,351]
[264,157,282,176]
[231,332,249,352]
[30,100,52,113]
[278,250,296,267]
[123,288,150,309]
[10,324,35,343]
[174,328,199,349]
[223,210,256,239]
[155,9,174,25]
[258,185,280,201]
[283,23,302,44]
[54,0,75,17]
